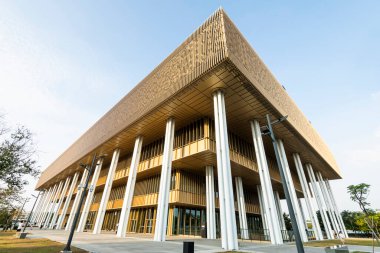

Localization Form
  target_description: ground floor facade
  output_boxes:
[30,115,347,250]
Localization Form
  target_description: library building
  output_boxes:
[32,9,347,250]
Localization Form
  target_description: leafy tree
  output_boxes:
[341,210,361,232]
[0,116,39,211]
[347,183,379,242]
[0,207,17,229]
[0,120,39,190]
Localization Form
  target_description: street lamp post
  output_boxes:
[62,153,99,253]
[21,191,42,236]
[263,114,305,253]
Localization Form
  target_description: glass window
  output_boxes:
[173,207,178,234]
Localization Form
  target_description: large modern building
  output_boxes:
[32,9,347,250]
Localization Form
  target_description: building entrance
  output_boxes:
[172,206,205,236]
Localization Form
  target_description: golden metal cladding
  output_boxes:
[36,9,340,190]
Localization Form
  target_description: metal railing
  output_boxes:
[282,229,316,242]
[238,228,271,242]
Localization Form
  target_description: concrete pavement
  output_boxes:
[26,229,379,253]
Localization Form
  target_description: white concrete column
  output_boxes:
[325,180,348,238]
[66,169,89,231]
[44,181,63,228]
[235,177,249,239]
[40,183,58,227]
[274,191,286,230]
[251,120,283,245]
[93,151,120,234]
[257,185,267,229]
[50,177,71,229]
[31,190,46,224]
[212,90,238,250]
[316,172,341,235]
[77,158,104,232]
[117,136,143,237]
[154,118,175,242]
[56,172,79,230]
[29,191,43,224]
[276,139,308,242]
[213,93,227,249]
[37,186,53,225]
[298,199,309,233]
[274,191,288,241]
[205,166,216,239]
[293,153,323,240]
[257,185,270,240]
[306,164,334,239]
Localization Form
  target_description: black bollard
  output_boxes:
[183,241,194,253]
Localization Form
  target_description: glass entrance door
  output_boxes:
[172,206,205,236]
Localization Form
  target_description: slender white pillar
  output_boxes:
[251,120,283,245]
[274,191,288,241]
[37,186,54,223]
[93,151,120,234]
[306,164,334,239]
[154,118,175,242]
[298,199,309,233]
[41,182,61,228]
[56,172,79,230]
[77,158,103,232]
[40,183,58,227]
[274,191,286,230]
[293,153,323,240]
[323,179,346,238]
[325,180,348,238]
[213,93,227,249]
[32,190,47,224]
[37,186,53,226]
[66,169,89,231]
[235,177,249,239]
[205,166,216,239]
[276,140,308,242]
[117,136,143,237]
[212,90,238,250]
[29,191,44,224]
[316,172,341,235]
[50,177,71,229]
[44,181,63,228]
[257,185,270,240]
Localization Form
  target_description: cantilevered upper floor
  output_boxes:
[36,8,340,190]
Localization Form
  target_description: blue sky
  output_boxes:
[0,1,379,212]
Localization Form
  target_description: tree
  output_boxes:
[0,207,17,229]
[0,116,39,210]
[341,210,361,232]
[0,120,39,190]
[347,183,379,243]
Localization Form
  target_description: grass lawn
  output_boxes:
[0,231,88,253]
[304,238,380,248]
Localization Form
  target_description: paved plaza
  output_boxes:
[25,229,379,253]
